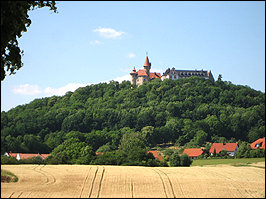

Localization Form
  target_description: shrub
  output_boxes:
[180,153,193,166]
[1,155,18,164]
[170,152,181,167]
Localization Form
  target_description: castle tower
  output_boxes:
[143,55,151,80]
[130,67,137,84]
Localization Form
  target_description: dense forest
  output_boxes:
[1,76,265,164]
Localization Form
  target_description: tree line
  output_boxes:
[1,76,265,165]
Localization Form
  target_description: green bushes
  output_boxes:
[169,152,193,167]
[1,155,44,165]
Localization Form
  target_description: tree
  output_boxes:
[50,137,95,164]
[193,130,208,146]
[170,152,181,167]
[180,153,193,166]
[217,74,222,81]
[1,1,57,81]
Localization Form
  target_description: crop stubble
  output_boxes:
[1,163,265,198]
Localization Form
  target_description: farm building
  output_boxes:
[250,138,265,149]
[209,143,238,156]
[3,151,51,161]
[182,148,204,159]
[147,150,164,161]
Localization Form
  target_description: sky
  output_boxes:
[1,1,265,112]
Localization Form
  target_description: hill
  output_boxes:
[1,76,265,155]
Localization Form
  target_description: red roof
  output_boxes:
[130,67,137,75]
[136,69,161,79]
[7,152,18,158]
[137,69,148,76]
[182,148,203,157]
[150,72,161,79]
[250,138,265,149]
[5,152,51,160]
[147,150,164,161]
[209,143,238,154]
[144,56,151,66]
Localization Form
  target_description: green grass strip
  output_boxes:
[191,157,265,167]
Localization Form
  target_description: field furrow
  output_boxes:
[1,164,265,198]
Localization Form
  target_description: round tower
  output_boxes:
[143,55,151,80]
[130,67,137,84]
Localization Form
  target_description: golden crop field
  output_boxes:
[1,163,265,198]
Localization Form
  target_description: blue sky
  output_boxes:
[1,1,265,112]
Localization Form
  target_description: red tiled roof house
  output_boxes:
[4,152,51,161]
[250,138,265,149]
[182,148,204,159]
[147,150,164,161]
[209,143,238,156]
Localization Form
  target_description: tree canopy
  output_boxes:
[1,1,57,81]
[1,77,265,165]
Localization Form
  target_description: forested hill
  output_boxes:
[1,76,265,154]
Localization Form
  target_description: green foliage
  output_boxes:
[170,152,181,166]
[193,130,208,146]
[1,1,57,81]
[163,148,175,157]
[180,153,193,166]
[48,137,95,164]
[1,77,265,166]
[1,155,19,164]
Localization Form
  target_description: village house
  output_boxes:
[250,138,265,149]
[3,151,51,161]
[209,143,238,156]
[147,150,164,161]
[182,148,204,159]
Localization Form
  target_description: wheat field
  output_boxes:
[1,163,265,198]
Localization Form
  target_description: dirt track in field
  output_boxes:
[1,163,265,198]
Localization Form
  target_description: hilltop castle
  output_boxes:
[130,55,214,86]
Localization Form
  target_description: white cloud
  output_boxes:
[151,68,164,73]
[93,27,125,38]
[90,40,103,45]
[126,53,136,58]
[12,77,131,97]
[13,84,42,95]
[112,75,131,83]
[44,83,92,96]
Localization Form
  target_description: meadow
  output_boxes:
[1,162,265,198]
[191,157,265,166]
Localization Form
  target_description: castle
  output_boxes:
[130,55,214,86]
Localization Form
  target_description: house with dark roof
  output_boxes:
[250,138,265,149]
[209,143,238,156]
[4,152,51,161]
[161,67,214,82]
[182,148,204,159]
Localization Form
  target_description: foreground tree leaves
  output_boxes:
[1,1,57,81]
